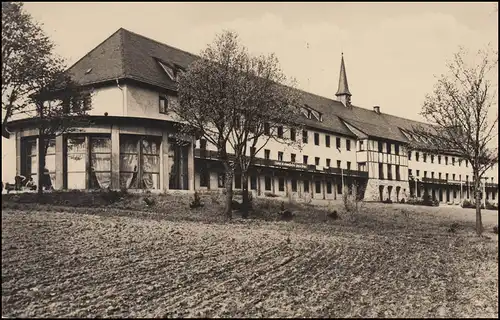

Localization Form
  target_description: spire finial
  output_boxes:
[336,53,351,97]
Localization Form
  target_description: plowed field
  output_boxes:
[2,207,498,318]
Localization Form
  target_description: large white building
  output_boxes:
[3,28,498,204]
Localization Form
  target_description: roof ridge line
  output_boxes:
[120,27,200,60]
[65,28,124,74]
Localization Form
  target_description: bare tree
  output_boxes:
[174,31,302,219]
[2,1,92,194]
[411,46,498,236]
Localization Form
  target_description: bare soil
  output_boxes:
[1,196,498,318]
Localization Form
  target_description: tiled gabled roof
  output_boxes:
[66,28,433,143]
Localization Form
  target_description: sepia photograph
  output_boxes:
[1,1,498,318]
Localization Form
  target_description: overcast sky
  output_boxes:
[1,2,498,181]
[23,1,498,122]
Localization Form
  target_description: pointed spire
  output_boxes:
[336,53,352,98]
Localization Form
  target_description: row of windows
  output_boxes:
[408,151,469,167]
[408,169,495,183]
[213,173,345,194]
[263,125,355,150]
[377,141,400,155]
[264,149,353,169]
[410,185,496,201]
[21,134,190,191]
[378,164,402,181]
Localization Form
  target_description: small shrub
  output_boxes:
[278,201,294,221]
[327,210,339,220]
[101,190,124,204]
[485,201,498,211]
[493,225,498,234]
[189,191,204,209]
[432,199,440,207]
[143,197,156,207]
[447,222,460,233]
[265,192,279,198]
[400,198,406,204]
[231,200,242,210]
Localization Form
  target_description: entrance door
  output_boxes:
[168,139,189,190]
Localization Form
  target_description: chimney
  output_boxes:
[373,106,380,114]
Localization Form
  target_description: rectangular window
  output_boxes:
[379,163,384,179]
[409,169,412,177]
[416,152,419,161]
[159,95,168,114]
[347,161,351,170]
[325,135,331,147]
[438,156,441,164]
[337,160,341,168]
[199,163,209,187]
[346,140,351,151]
[326,158,331,167]
[302,130,308,144]
[378,141,383,152]
[290,128,296,141]
[465,160,468,167]
[396,165,400,180]
[445,156,448,165]
[234,174,242,189]
[423,171,427,178]
[264,149,270,160]
[452,157,455,166]
[431,172,434,179]
[278,177,285,192]
[337,137,341,149]
[387,142,391,154]
[359,140,364,151]
[265,176,272,191]
[303,155,308,164]
[278,151,283,162]
[315,157,320,166]
[120,135,161,190]
[314,132,320,145]
[423,153,427,163]
[291,153,296,163]
[304,180,310,192]
[291,179,297,192]
[250,146,256,157]
[264,123,270,135]
[89,136,111,189]
[315,181,321,193]
[452,174,456,181]
[218,172,225,188]
[408,151,412,160]
[446,173,449,180]
[66,136,87,189]
[326,181,332,194]
[439,173,442,179]
[277,126,284,138]
[387,164,392,180]
[416,170,420,176]
[250,176,257,190]
[458,159,462,166]
[21,138,38,185]
[395,144,399,155]
[431,155,434,163]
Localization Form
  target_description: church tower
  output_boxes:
[335,53,352,107]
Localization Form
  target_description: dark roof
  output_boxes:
[66,28,432,143]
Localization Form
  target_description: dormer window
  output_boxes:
[157,59,185,81]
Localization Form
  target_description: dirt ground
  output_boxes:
[1,202,498,318]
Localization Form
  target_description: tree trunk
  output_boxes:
[241,170,250,218]
[474,172,483,236]
[37,130,46,196]
[223,162,234,220]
